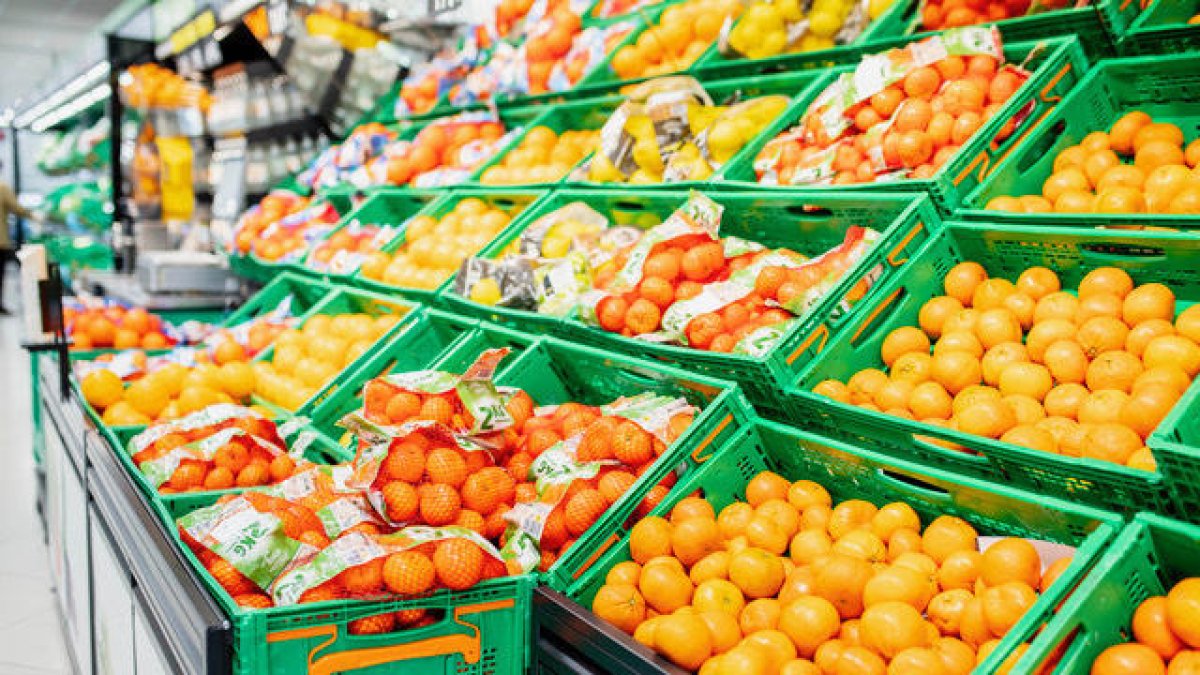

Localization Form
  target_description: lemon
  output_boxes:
[632,138,666,173]
[542,234,571,258]
[470,278,503,306]
[776,0,803,21]
[588,153,624,182]
[869,0,895,19]
[809,9,842,38]
[629,169,663,184]
[81,369,124,410]
[707,120,743,163]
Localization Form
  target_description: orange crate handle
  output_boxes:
[268,598,514,675]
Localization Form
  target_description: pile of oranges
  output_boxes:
[133,411,298,493]
[609,0,735,80]
[67,305,174,351]
[385,119,507,187]
[523,4,583,94]
[1090,577,1200,674]
[252,312,402,411]
[81,360,260,426]
[359,198,516,290]
[757,48,1026,185]
[591,471,1071,674]
[234,194,340,262]
[399,70,445,116]
[919,0,1066,30]
[985,112,1200,215]
[813,262,1200,471]
[479,126,599,185]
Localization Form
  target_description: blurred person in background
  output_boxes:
[0,160,33,314]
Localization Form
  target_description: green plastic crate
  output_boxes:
[249,283,420,417]
[1119,0,1200,55]
[306,323,752,593]
[962,52,1200,229]
[223,271,340,328]
[302,309,493,443]
[564,416,1122,675]
[687,0,914,82]
[581,0,677,22]
[790,220,1199,516]
[479,188,939,413]
[718,36,1089,214]
[471,95,622,189]
[299,190,442,284]
[156,491,535,675]
[350,188,549,304]
[1020,514,1200,673]
[573,68,832,191]
[103,420,353,504]
[243,196,351,277]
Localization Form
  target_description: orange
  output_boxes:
[980,538,1042,589]
[717,502,756,540]
[780,659,821,675]
[1095,187,1148,214]
[691,551,731,585]
[890,647,950,675]
[980,580,1038,637]
[1135,367,1193,396]
[975,309,1023,349]
[943,262,988,307]
[875,380,916,412]
[922,516,978,564]
[828,499,878,539]
[758,500,801,538]
[1144,336,1200,377]
[728,548,784,599]
[1045,384,1090,419]
[931,351,983,396]
[1121,384,1181,439]
[1097,165,1148,193]
[812,553,874,620]
[1125,284,1177,326]
[972,279,1016,312]
[1082,423,1143,465]
[814,380,853,404]
[1135,123,1185,152]
[1091,643,1167,675]
[746,471,790,507]
[1111,111,1153,155]
[860,601,930,659]
[1089,349,1148,393]
[998,362,1054,401]
[1079,390,1131,425]
[633,615,664,648]
[745,517,789,556]
[1035,293,1081,325]
[672,518,722,566]
[655,613,714,670]
[909,382,954,419]
[871,502,921,542]
[935,331,985,358]
[630,517,674,564]
[672,497,717,524]
[1078,293,1125,324]
[639,564,693,614]
[1043,168,1090,202]
[1136,140,1187,174]
[1054,145,1087,172]
[698,609,742,655]
[1168,652,1200,675]
[1040,557,1074,595]
[1016,267,1061,301]
[835,645,887,675]
[1167,578,1200,648]
[1176,306,1200,343]
[927,588,973,637]
[693,578,746,617]
[982,343,1030,386]
[1042,340,1088,385]
[593,583,647,634]
[1055,190,1097,213]
[1084,149,1122,187]
[863,565,933,612]
[383,551,435,595]
[938,549,983,591]
[1144,165,1195,212]
[943,309,981,336]
[932,637,976,675]
[607,561,642,587]
[1000,424,1058,453]
[957,397,1017,439]
[743,630,798,673]
[1169,186,1200,214]
[1134,596,1185,660]
[833,530,887,564]
[1078,317,1131,359]
[740,598,782,634]
[81,370,125,410]
[1004,393,1045,425]
[1081,267,1136,299]
[882,326,932,366]
[777,595,841,659]
[1128,320,1177,358]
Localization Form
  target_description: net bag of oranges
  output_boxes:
[582,77,790,184]
[129,404,302,492]
[577,192,882,354]
[231,193,341,263]
[385,113,514,188]
[754,26,1032,186]
[296,123,398,191]
[500,392,697,573]
[306,221,402,276]
[919,0,1076,31]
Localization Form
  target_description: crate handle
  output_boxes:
[1017,118,1067,174]
[875,469,952,502]
[784,204,834,219]
[1079,243,1168,263]
[849,286,906,349]
[267,599,514,675]
[613,200,648,212]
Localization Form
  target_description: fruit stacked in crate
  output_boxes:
[813,262,1200,472]
[179,348,704,629]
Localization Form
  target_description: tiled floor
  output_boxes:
[0,269,72,674]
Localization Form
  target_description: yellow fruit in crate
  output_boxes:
[809,9,842,38]
[707,120,744,163]
[217,361,256,399]
[868,0,895,19]
[777,0,803,21]
[730,4,786,59]
[471,278,503,306]
[124,378,170,418]
[81,370,124,410]
[102,400,151,426]
[153,362,189,397]
[633,138,665,173]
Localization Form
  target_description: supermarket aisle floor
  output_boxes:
[0,267,72,675]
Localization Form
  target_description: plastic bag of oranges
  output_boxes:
[501,393,696,573]
[178,491,325,607]
[755,26,1032,186]
[306,221,401,275]
[547,21,635,91]
[129,404,298,491]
